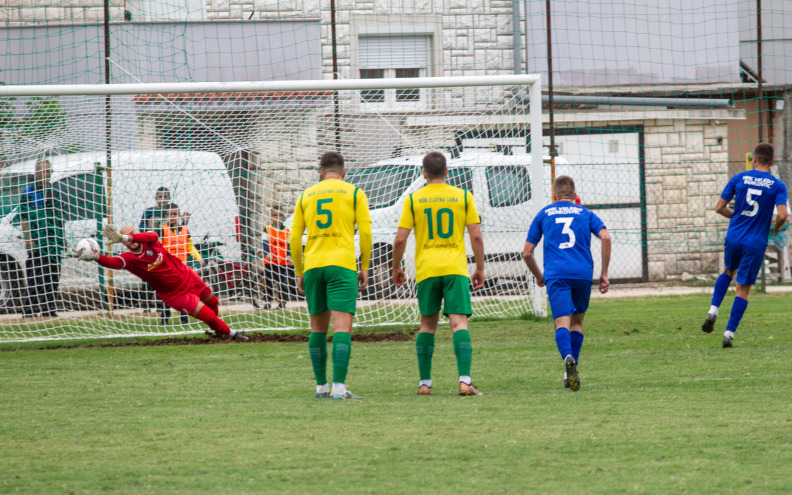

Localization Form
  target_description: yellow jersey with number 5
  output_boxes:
[398,183,480,283]
[290,178,371,275]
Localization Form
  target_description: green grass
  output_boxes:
[2,293,792,494]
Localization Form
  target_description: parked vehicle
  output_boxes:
[0,150,241,312]
[342,149,564,298]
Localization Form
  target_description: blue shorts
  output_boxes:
[724,240,767,286]
[546,278,592,319]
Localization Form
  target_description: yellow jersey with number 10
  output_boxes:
[290,178,371,275]
[398,183,480,283]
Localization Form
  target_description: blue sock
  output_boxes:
[726,296,748,332]
[555,328,572,360]
[711,273,733,308]
[570,331,584,363]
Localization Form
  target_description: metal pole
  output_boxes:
[330,0,341,152]
[546,0,556,189]
[757,0,767,293]
[103,0,115,311]
[512,0,522,74]
[757,0,764,144]
[524,0,530,75]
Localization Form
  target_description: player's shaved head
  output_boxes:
[753,143,774,166]
[423,152,447,179]
[319,152,345,174]
[119,225,140,251]
[553,175,576,200]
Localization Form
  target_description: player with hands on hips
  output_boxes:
[79,224,249,341]
[522,176,611,391]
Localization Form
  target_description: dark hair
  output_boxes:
[553,175,576,199]
[753,143,774,165]
[156,186,171,195]
[165,202,179,212]
[422,152,447,179]
[319,152,345,172]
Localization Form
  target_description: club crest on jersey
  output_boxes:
[147,253,163,271]
[146,249,154,257]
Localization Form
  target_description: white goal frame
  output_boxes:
[0,74,547,341]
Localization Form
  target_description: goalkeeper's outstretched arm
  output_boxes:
[96,254,125,269]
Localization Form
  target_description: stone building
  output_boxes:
[3,0,790,281]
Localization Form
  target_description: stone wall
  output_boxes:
[642,119,730,281]
[0,1,124,23]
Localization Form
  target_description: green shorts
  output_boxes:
[304,266,358,315]
[416,275,472,317]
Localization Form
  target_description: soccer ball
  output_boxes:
[76,238,100,261]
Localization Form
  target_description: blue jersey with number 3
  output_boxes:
[721,170,787,248]
[526,201,606,281]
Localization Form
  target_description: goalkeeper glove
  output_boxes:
[102,225,130,245]
[78,249,99,262]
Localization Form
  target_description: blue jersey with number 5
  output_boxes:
[721,170,787,248]
[526,201,606,281]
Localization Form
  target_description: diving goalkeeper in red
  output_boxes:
[80,225,248,341]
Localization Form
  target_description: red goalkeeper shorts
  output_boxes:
[159,273,210,316]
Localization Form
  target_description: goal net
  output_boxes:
[0,75,546,342]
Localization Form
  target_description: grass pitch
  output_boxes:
[1,293,791,494]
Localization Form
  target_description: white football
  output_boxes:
[76,238,100,261]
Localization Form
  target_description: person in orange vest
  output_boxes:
[262,207,293,310]
[160,202,204,324]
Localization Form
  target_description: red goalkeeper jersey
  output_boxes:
[97,232,197,295]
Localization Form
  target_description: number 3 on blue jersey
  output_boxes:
[556,217,576,249]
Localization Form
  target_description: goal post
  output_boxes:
[0,74,546,342]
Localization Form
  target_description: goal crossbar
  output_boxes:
[0,74,541,97]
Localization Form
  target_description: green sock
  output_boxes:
[308,332,327,386]
[453,330,472,377]
[331,332,352,385]
[416,332,435,381]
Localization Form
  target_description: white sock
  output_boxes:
[229,329,237,337]
[331,382,346,395]
[564,371,568,380]
[419,379,432,388]
[724,330,735,339]
[709,305,719,316]
[459,376,472,385]
[316,383,329,393]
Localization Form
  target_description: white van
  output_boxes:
[0,150,241,311]
[344,150,563,298]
